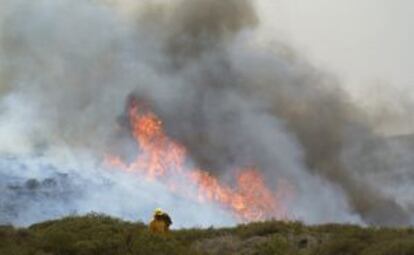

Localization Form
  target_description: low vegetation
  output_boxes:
[1,214,414,255]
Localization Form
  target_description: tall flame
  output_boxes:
[106,98,290,221]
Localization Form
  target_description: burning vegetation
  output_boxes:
[106,97,289,222]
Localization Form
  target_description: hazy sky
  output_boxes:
[258,0,414,134]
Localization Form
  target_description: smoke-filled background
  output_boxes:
[1,0,413,227]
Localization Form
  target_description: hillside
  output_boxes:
[1,214,414,255]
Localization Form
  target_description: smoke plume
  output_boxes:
[0,0,413,227]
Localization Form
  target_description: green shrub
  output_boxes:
[41,229,77,255]
[235,221,304,239]
[311,238,366,255]
[362,238,414,255]
[2,215,414,255]
[256,235,296,255]
[130,231,196,255]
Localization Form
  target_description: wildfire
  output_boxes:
[106,98,289,221]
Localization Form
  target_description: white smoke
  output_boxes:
[0,155,235,228]
[0,0,240,227]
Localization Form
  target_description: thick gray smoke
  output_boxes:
[0,0,413,227]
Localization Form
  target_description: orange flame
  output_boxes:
[106,99,290,221]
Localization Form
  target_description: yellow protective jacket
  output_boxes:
[149,218,168,234]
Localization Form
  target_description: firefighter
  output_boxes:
[149,208,172,234]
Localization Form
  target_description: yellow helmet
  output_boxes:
[154,208,163,216]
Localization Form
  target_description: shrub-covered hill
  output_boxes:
[1,214,414,255]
